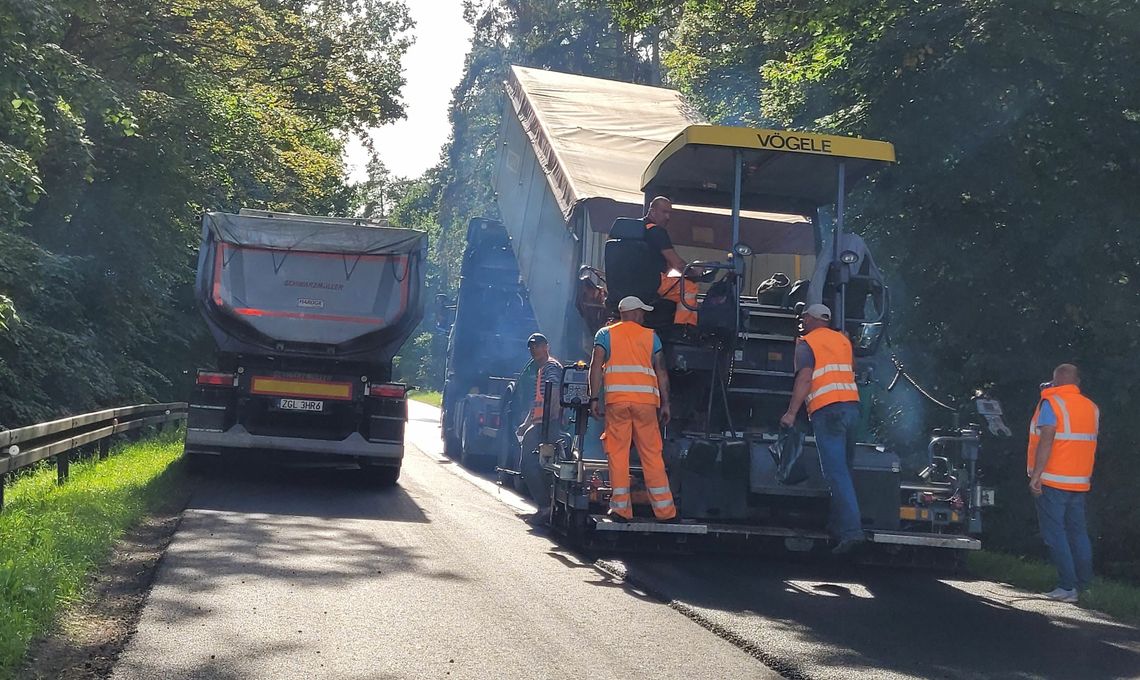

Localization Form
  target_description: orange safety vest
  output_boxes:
[1027,384,1099,492]
[602,321,660,406]
[801,327,859,414]
[531,358,561,420]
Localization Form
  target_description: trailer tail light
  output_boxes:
[368,383,406,399]
[197,371,236,387]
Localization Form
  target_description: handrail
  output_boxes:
[0,402,187,508]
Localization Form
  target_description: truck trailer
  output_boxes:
[185,209,427,484]
[440,217,539,475]
[474,66,1005,561]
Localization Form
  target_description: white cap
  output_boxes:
[804,303,832,321]
[618,296,654,313]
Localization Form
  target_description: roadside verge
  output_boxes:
[969,551,1140,625]
[1,432,189,678]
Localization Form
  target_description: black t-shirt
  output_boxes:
[643,219,674,273]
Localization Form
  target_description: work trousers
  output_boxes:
[1035,485,1094,591]
[658,273,698,326]
[601,402,676,520]
[812,402,864,541]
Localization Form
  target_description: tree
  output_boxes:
[0,0,413,425]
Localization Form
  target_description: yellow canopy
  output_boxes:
[642,125,896,212]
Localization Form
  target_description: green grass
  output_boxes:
[969,551,1140,625]
[411,390,442,407]
[0,432,185,677]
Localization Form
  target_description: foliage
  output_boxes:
[386,0,655,387]
[410,390,443,408]
[609,0,1140,575]
[0,0,412,427]
[0,432,185,677]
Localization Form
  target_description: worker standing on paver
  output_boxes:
[516,333,563,524]
[780,303,863,554]
[641,196,699,327]
[1027,363,1099,602]
[588,296,676,522]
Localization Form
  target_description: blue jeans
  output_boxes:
[812,402,863,541]
[1035,485,1093,591]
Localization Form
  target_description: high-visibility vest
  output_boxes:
[1027,384,1098,492]
[801,327,859,414]
[602,321,660,406]
[531,358,561,420]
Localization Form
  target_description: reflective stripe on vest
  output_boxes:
[602,321,660,406]
[1026,385,1098,492]
[801,328,859,414]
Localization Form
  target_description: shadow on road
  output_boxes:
[621,555,1140,679]
[188,461,430,522]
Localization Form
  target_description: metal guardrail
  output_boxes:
[0,402,187,509]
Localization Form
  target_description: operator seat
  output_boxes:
[807,233,889,355]
[603,217,675,328]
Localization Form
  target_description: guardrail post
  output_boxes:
[57,450,69,485]
[99,437,110,459]
[0,473,5,510]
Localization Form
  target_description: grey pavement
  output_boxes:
[111,405,769,679]
[113,402,1140,680]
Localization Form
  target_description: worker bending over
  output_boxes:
[781,304,863,553]
[1027,363,1099,602]
[589,296,676,522]
[642,196,698,326]
[516,333,562,524]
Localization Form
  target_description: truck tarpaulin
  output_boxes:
[196,211,427,363]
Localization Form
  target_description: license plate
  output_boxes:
[279,398,324,412]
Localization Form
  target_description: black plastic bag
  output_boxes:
[769,423,809,485]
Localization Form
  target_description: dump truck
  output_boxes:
[475,66,1005,561]
[184,209,427,484]
[440,217,539,475]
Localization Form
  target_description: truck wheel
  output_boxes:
[443,423,461,459]
[362,464,400,486]
[459,417,477,469]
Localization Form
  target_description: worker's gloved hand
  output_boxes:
[779,411,796,429]
[659,404,671,426]
[591,401,604,419]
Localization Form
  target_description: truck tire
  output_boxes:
[441,392,461,459]
[443,419,461,459]
[459,416,479,469]
[362,464,401,486]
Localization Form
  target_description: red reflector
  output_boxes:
[478,414,485,426]
[368,383,406,398]
[197,371,234,387]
